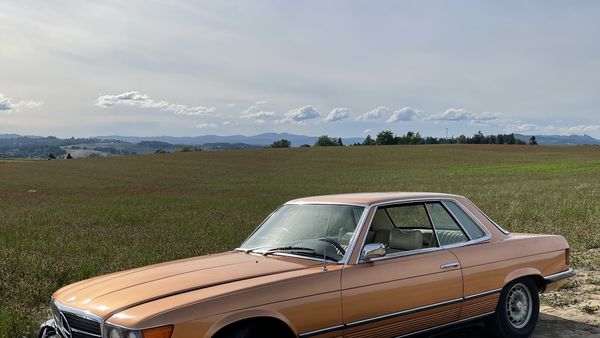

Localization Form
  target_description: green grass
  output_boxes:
[1,144,600,337]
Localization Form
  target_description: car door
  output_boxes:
[340,202,463,337]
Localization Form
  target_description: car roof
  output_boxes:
[286,192,463,206]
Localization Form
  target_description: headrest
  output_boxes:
[389,228,423,250]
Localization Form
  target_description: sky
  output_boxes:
[1,1,599,138]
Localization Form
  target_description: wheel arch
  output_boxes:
[207,309,297,338]
[503,268,546,292]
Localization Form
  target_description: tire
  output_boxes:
[486,278,540,338]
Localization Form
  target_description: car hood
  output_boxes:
[53,251,319,319]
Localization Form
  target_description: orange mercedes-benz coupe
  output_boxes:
[40,192,574,338]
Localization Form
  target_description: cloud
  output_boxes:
[0,95,12,111]
[356,106,389,121]
[324,107,352,122]
[278,105,321,123]
[0,94,43,113]
[96,91,215,116]
[559,124,600,134]
[222,121,231,125]
[255,101,268,105]
[240,105,275,119]
[502,120,541,133]
[196,122,217,128]
[363,129,372,134]
[387,107,420,123]
[426,108,500,124]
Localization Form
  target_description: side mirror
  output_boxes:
[361,243,386,262]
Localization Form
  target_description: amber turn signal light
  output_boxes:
[142,325,174,338]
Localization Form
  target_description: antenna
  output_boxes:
[323,212,331,272]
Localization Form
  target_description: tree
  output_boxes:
[529,136,538,145]
[362,135,376,146]
[457,135,468,144]
[66,153,73,159]
[47,153,56,160]
[337,138,344,146]
[314,135,340,147]
[180,145,201,152]
[375,130,395,145]
[271,139,291,148]
[299,144,311,148]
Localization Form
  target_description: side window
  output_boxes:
[365,204,436,252]
[443,201,486,239]
[386,204,431,229]
[425,203,468,246]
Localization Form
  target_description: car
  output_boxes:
[40,192,575,338]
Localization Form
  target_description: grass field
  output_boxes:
[1,145,600,337]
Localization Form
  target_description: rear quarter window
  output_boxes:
[443,201,486,239]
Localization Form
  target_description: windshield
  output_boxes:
[240,204,365,262]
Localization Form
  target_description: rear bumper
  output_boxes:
[544,268,576,292]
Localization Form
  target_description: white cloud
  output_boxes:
[502,120,541,133]
[277,105,321,123]
[560,124,600,134]
[240,105,275,119]
[0,94,43,113]
[96,91,215,116]
[356,106,389,121]
[426,108,500,124]
[255,101,268,105]
[363,129,372,134]
[0,95,12,111]
[387,107,420,123]
[222,121,231,125]
[196,122,217,128]
[324,107,352,122]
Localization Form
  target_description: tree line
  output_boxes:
[270,131,538,148]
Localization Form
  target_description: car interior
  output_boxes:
[364,202,469,254]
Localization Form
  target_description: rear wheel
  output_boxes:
[486,278,539,338]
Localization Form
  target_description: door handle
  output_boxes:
[440,262,460,270]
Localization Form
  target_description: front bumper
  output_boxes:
[39,319,58,338]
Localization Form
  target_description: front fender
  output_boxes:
[205,308,298,338]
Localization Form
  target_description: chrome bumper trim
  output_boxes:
[38,319,57,338]
[544,268,576,283]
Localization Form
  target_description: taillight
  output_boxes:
[565,248,570,266]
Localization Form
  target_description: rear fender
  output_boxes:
[503,267,543,289]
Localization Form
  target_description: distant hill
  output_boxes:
[96,133,364,147]
[515,134,600,145]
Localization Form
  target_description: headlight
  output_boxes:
[104,324,173,338]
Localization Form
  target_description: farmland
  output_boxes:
[1,145,600,337]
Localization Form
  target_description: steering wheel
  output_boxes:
[318,237,346,256]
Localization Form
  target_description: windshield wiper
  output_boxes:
[261,246,340,262]
[260,246,316,255]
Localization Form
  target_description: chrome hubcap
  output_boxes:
[506,283,532,329]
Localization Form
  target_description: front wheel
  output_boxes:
[486,278,540,338]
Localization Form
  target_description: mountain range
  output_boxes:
[514,134,600,145]
[95,133,365,147]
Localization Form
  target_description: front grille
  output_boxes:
[52,301,102,338]
[64,313,102,337]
